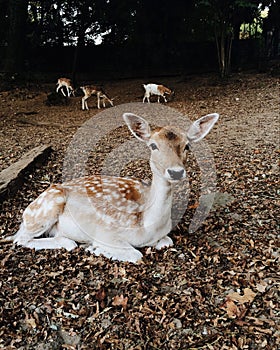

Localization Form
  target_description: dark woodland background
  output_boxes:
[0,0,279,82]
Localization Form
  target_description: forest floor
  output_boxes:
[0,72,279,349]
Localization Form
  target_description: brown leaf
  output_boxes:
[1,252,12,267]
[112,294,128,310]
[95,288,106,302]
[221,299,241,318]
[24,312,37,329]
[227,288,256,304]
[188,202,199,209]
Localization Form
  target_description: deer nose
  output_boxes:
[167,168,185,180]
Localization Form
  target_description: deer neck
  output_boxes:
[143,172,173,225]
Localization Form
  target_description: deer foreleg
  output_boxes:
[66,86,70,97]
[82,96,89,110]
[97,92,101,109]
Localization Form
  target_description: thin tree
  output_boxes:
[198,0,260,78]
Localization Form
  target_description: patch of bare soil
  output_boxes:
[0,73,279,349]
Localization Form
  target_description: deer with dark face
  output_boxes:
[81,85,114,110]
[6,113,219,263]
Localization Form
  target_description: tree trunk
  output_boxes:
[4,0,28,73]
[220,31,226,77]
[215,23,233,78]
[72,33,85,86]
[272,28,279,57]
[226,33,233,76]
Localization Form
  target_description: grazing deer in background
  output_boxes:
[143,83,174,103]
[56,78,75,97]
[6,112,219,263]
[81,85,114,110]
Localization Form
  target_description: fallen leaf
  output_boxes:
[95,288,106,302]
[256,281,268,293]
[221,298,241,318]
[25,316,37,329]
[112,294,128,310]
[188,202,199,209]
[227,288,256,304]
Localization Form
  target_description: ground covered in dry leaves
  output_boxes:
[0,72,279,349]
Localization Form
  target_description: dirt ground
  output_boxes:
[0,72,279,349]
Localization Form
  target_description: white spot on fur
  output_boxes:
[55,197,64,204]
[48,189,61,194]
[104,195,113,202]
[40,200,55,215]
[112,192,120,199]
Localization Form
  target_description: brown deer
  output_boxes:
[81,85,114,110]
[56,78,75,97]
[6,113,219,262]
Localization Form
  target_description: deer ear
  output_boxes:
[123,113,151,142]
[187,113,219,143]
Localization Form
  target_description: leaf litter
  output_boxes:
[0,73,279,349]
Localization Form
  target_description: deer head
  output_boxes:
[123,112,219,182]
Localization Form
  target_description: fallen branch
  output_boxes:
[0,145,52,202]
[15,111,39,116]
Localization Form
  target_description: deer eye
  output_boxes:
[184,144,190,152]
[150,143,158,151]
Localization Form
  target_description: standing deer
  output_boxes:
[6,113,219,263]
[143,83,174,103]
[56,78,75,97]
[81,85,114,110]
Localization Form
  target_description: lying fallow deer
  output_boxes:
[143,83,174,103]
[6,112,219,262]
[56,78,75,97]
[81,85,114,110]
